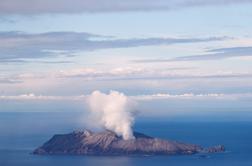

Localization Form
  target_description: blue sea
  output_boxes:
[0,112,252,166]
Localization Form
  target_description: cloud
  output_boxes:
[132,93,227,100]
[1,92,252,101]
[134,93,252,101]
[134,46,252,62]
[0,59,74,64]
[0,78,22,84]
[0,72,54,84]
[56,67,252,80]
[0,17,15,23]
[0,0,251,15]
[0,31,226,62]
[173,46,252,61]
[0,93,86,101]
[57,67,148,79]
[1,66,251,85]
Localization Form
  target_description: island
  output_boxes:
[33,129,225,156]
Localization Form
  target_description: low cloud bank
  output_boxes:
[1,92,252,101]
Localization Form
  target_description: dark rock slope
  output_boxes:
[33,130,225,155]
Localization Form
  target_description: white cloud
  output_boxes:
[56,67,252,80]
[0,93,86,101]
[133,93,228,100]
[1,92,252,101]
[57,67,147,78]
[1,66,252,86]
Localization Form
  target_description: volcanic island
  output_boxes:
[33,129,225,156]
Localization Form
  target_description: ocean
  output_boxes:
[0,112,252,166]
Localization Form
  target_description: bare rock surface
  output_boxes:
[33,130,225,156]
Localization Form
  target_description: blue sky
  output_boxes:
[1,0,252,114]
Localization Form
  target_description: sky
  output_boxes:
[0,0,252,116]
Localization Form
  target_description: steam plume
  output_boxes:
[87,90,136,140]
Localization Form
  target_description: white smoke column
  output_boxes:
[87,90,136,140]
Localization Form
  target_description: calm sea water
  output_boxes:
[0,112,252,166]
